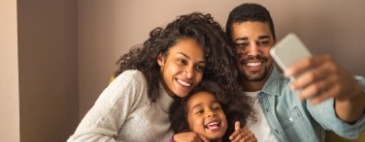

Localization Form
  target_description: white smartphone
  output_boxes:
[270,33,312,78]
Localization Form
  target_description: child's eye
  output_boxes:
[213,106,221,110]
[195,109,203,115]
[212,103,222,111]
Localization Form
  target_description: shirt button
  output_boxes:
[289,117,294,122]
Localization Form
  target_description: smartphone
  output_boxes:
[270,33,312,78]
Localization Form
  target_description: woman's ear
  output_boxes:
[157,53,165,66]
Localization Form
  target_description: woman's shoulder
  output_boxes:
[114,70,147,83]
[101,70,149,103]
[107,70,149,92]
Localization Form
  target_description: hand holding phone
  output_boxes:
[270,33,312,79]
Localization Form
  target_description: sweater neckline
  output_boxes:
[158,82,174,113]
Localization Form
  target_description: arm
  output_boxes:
[335,77,365,123]
[286,55,365,138]
[286,55,365,122]
[68,71,145,142]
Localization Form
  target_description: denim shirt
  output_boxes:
[259,67,365,142]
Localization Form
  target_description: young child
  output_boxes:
[169,81,256,142]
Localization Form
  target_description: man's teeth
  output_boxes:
[177,79,192,86]
[247,62,261,67]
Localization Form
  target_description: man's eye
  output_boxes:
[235,43,247,51]
[258,40,269,46]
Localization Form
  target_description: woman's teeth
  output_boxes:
[177,79,192,86]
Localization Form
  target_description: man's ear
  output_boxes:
[157,53,164,66]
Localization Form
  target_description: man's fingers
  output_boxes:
[284,57,313,77]
[311,83,340,105]
[298,76,334,100]
[291,66,325,91]
[285,55,330,78]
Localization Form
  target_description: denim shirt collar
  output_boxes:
[260,66,288,96]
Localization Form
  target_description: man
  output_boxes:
[226,3,365,142]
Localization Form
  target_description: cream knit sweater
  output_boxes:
[68,70,174,142]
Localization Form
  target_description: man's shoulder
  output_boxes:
[262,67,292,95]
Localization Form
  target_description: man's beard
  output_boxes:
[242,67,269,81]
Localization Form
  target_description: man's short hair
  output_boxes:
[226,3,276,41]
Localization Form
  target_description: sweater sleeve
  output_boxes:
[67,70,148,142]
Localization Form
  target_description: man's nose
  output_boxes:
[245,43,260,56]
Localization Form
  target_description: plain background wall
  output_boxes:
[78,0,365,118]
[17,0,78,141]
[0,0,20,141]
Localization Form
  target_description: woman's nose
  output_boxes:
[184,66,194,78]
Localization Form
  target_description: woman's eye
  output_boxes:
[177,59,187,65]
[195,65,205,72]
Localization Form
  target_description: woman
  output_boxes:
[67,12,238,141]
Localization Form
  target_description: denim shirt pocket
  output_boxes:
[279,106,318,142]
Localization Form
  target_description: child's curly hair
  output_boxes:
[169,81,254,141]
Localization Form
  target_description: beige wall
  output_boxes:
[0,0,20,141]
[78,0,365,119]
[17,0,78,142]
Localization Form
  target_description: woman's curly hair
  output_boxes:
[169,81,254,141]
[114,12,239,102]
